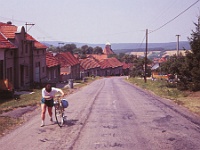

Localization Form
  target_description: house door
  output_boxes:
[35,62,40,82]
[20,65,24,86]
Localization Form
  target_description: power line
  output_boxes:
[149,0,200,34]
[148,0,180,28]
[138,34,146,49]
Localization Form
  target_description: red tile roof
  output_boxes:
[122,62,132,69]
[79,57,100,70]
[46,52,59,67]
[0,33,16,49]
[87,54,108,60]
[0,25,17,39]
[99,57,123,69]
[0,22,47,49]
[55,52,80,67]
[26,34,47,49]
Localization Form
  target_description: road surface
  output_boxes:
[0,77,200,150]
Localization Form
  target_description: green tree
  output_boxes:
[161,54,185,75]
[47,45,57,52]
[93,46,103,54]
[81,45,89,54]
[130,57,151,77]
[118,53,126,62]
[63,44,77,53]
[73,48,82,54]
[184,17,200,91]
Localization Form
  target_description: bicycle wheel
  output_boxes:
[55,105,64,127]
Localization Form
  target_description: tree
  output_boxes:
[73,48,82,54]
[130,57,151,77]
[86,47,94,54]
[63,44,77,53]
[93,46,103,54]
[118,53,126,62]
[81,45,89,54]
[161,54,185,75]
[122,54,137,63]
[47,45,57,52]
[184,17,200,91]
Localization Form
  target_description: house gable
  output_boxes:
[80,57,100,70]
[56,52,80,67]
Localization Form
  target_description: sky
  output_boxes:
[0,0,200,45]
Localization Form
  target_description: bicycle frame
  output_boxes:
[54,95,65,127]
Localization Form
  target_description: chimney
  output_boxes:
[7,21,12,25]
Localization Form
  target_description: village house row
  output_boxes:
[0,22,130,90]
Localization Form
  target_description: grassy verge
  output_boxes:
[127,77,200,116]
[0,77,98,137]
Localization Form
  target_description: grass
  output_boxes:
[127,77,200,116]
[0,89,41,114]
[128,77,184,99]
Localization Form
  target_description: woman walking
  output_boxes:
[41,84,64,127]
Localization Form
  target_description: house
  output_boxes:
[98,57,123,76]
[151,56,169,80]
[103,42,114,55]
[55,52,80,82]
[122,62,132,75]
[46,52,60,83]
[0,26,16,97]
[0,26,16,84]
[78,42,125,77]
[79,56,101,77]
[0,22,47,90]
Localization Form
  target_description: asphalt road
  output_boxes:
[0,77,200,150]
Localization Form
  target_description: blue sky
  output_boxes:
[0,0,200,44]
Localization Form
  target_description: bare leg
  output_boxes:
[41,104,46,126]
[48,107,53,120]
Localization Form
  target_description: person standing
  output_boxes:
[41,84,64,127]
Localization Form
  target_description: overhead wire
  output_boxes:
[149,0,200,34]
[137,0,200,54]
[148,0,180,28]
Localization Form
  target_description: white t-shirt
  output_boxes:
[42,87,60,100]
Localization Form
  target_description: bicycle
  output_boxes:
[54,95,68,127]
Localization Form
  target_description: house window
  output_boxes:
[54,69,56,78]
[25,66,29,77]
[35,62,40,67]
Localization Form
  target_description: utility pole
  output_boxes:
[25,22,35,33]
[176,35,180,56]
[144,29,148,83]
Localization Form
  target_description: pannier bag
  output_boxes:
[61,99,69,108]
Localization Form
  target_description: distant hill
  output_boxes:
[41,41,190,54]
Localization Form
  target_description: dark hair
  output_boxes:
[45,84,52,93]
